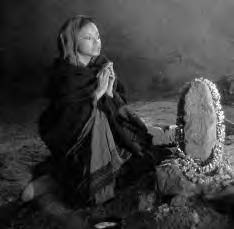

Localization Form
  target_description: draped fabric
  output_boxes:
[90,109,124,204]
[38,54,152,205]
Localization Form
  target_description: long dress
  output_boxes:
[38,55,154,206]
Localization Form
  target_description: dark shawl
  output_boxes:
[38,55,152,204]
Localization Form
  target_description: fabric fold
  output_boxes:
[90,110,124,204]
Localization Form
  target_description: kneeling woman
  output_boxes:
[25,15,162,208]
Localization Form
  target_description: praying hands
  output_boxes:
[94,62,116,100]
[105,62,116,97]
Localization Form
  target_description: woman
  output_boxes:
[22,15,165,209]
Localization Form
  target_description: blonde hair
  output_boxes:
[57,15,95,66]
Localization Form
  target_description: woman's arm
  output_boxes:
[113,79,127,105]
[104,79,127,110]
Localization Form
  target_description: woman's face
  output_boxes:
[77,22,101,57]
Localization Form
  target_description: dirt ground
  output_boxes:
[0,99,234,228]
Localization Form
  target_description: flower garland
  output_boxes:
[162,77,233,185]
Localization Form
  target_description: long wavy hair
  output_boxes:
[57,15,96,66]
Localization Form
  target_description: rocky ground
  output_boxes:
[0,99,234,228]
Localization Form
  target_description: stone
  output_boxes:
[148,124,177,146]
[183,80,217,161]
[155,165,198,196]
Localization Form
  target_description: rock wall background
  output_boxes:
[2,0,234,101]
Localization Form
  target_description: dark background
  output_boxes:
[2,0,234,103]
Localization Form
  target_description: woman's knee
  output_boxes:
[21,174,59,202]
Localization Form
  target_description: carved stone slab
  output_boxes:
[183,80,217,161]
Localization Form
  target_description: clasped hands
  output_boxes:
[94,62,115,101]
